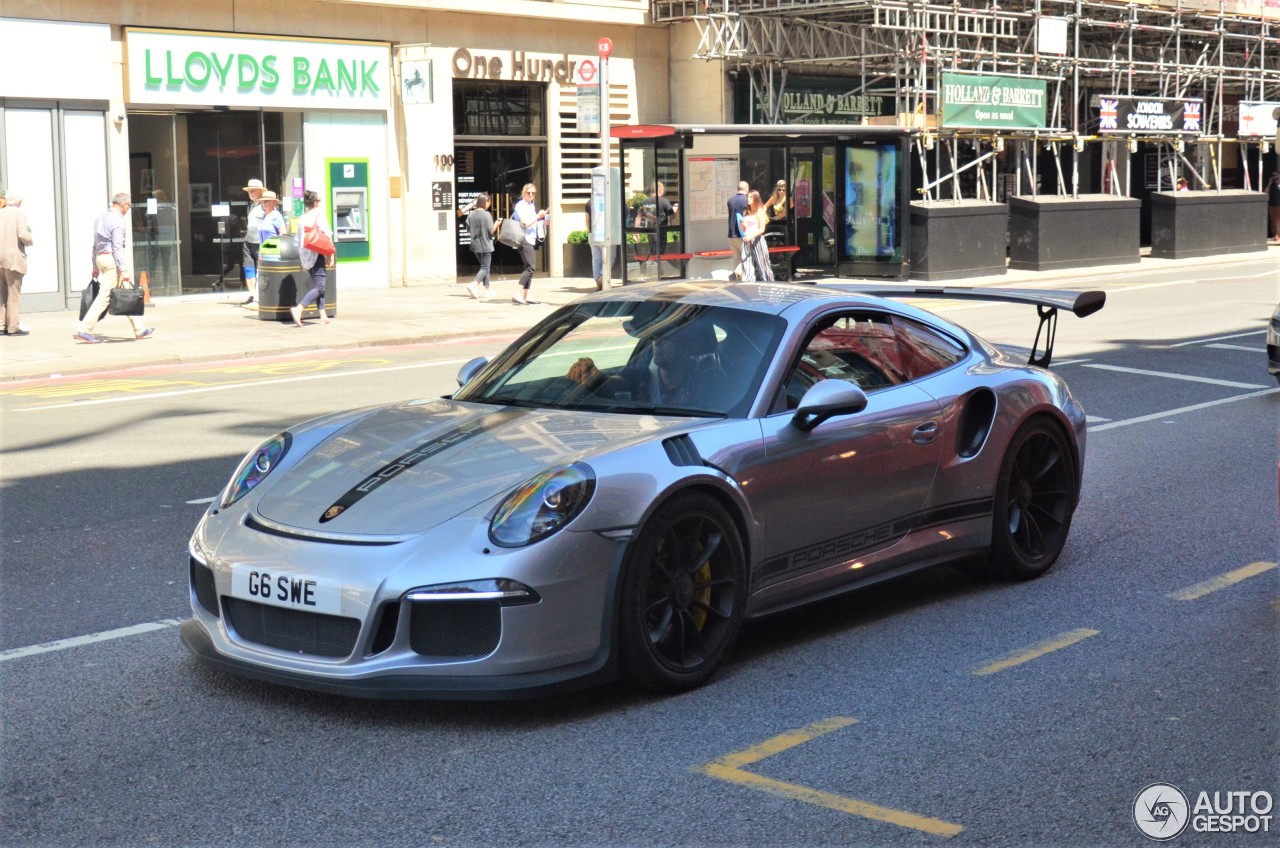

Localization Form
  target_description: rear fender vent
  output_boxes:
[663,435,703,467]
[957,389,997,459]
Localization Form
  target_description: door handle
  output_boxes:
[911,421,939,445]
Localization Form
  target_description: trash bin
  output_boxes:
[255,235,337,322]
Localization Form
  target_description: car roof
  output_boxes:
[583,280,907,317]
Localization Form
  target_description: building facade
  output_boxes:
[0,1,659,313]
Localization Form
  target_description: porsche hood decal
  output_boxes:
[319,413,508,523]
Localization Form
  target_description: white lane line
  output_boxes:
[16,358,470,412]
[1085,415,1112,423]
[1170,330,1266,347]
[0,619,184,663]
[1082,363,1268,389]
[1206,343,1265,353]
[186,496,216,505]
[1091,388,1280,432]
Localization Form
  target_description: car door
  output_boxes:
[752,309,943,590]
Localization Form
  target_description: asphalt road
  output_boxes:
[1,262,1276,848]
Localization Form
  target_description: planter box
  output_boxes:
[1150,190,1268,259]
[563,243,593,278]
[910,200,1008,281]
[1008,194,1140,271]
[562,243,622,279]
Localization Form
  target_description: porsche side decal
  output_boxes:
[757,498,993,581]
[319,414,507,523]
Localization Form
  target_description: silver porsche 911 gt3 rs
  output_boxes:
[182,280,1104,699]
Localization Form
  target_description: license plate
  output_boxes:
[230,566,343,616]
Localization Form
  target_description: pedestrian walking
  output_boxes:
[1267,172,1280,243]
[0,190,33,336]
[241,178,266,305]
[257,191,286,240]
[512,183,548,305]
[76,192,154,343]
[465,192,498,300]
[289,190,335,327]
[726,181,749,280]
[740,190,774,282]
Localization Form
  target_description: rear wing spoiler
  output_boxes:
[826,283,1106,368]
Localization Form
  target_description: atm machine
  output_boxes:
[332,187,368,242]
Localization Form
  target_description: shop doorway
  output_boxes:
[454,145,546,282]
[127,110,302,296]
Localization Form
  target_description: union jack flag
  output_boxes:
[1182,101,1202,132]
[1099,98,1118,130]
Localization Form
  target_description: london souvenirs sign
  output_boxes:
[125,28,391,111]
[1096,95,1204,135]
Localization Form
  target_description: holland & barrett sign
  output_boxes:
[940,73,1049,130]
[125,29,390,110]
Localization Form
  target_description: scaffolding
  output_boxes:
[653,0,1280,199]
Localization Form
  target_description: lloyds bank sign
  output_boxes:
[125,28,390,110]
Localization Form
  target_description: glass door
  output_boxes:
[791,145,838,273]
[128,114,181,297]
[454,145,545,282]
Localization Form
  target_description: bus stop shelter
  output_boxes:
[610,124,914,284]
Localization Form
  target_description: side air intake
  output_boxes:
[957,389,997,458]
[663,435,703,467]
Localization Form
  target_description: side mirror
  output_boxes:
[456,356,489,388]
[791,380,869,431]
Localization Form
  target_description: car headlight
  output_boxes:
[489,463,596,548]
[220,432,292,509]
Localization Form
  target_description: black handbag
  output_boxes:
[108,284,145,317]
[79,278,104,321]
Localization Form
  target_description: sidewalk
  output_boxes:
[3,248,1274,383]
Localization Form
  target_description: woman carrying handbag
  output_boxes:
[290,190,337,327]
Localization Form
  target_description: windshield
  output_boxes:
[455,301,785,418]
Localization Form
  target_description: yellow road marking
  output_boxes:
[0,379,201,398]
[196,358,392,376]
[693,717,964,838]
[1168,561,1277,602]
[972,628,1100,677]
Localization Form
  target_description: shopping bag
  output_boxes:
[79,278,104,321]
[108,284,145,317]
[497,217,526,249]
[302,224,336,256]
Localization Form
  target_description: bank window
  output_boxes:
[453,82,545,138]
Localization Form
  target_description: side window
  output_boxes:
[782,312,906,409]
[893,317,966,380]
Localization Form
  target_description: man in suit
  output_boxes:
[726,181,749,280]
[0,191,34,336]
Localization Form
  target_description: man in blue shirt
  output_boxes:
[76,192,153,343]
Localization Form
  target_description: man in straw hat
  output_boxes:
[241,178,266,305]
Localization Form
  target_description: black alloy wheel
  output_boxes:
[988,419,1078,580]
[618,491,746,692]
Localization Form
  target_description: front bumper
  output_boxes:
[181,619,614,700]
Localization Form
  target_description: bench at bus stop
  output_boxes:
[631,245,800,281]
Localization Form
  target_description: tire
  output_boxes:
[618,491,746,693]
[986,419,1078,581]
